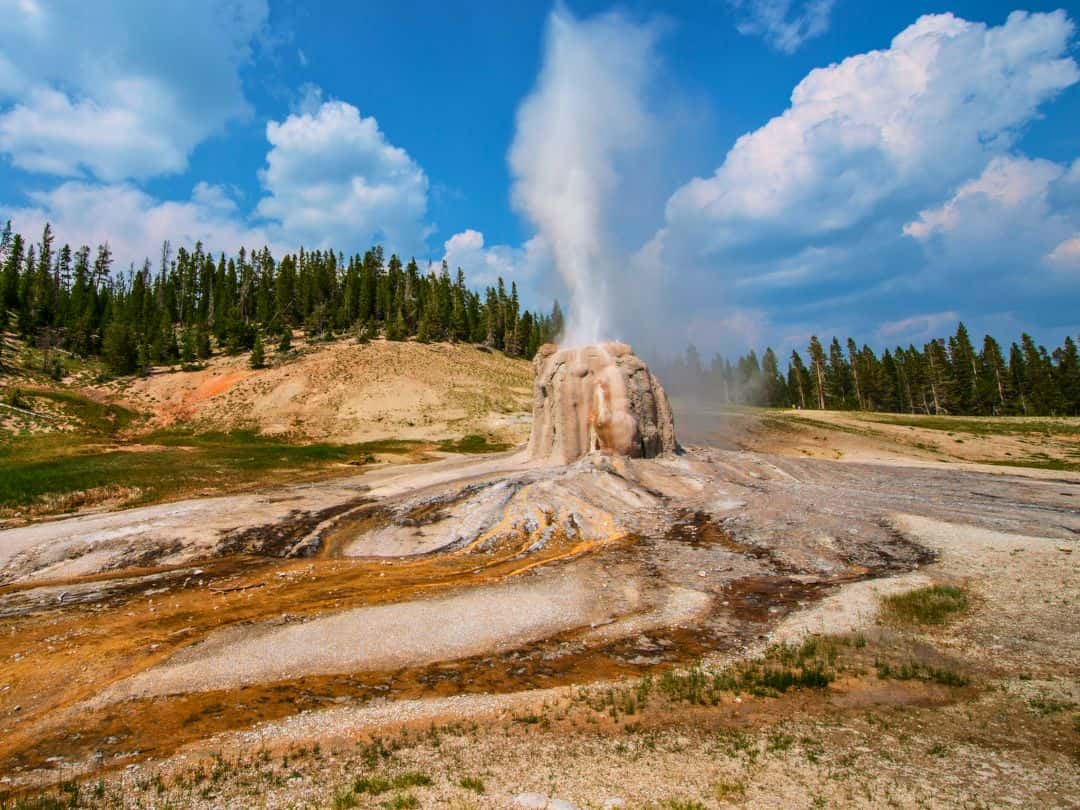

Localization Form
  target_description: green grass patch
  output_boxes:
[881,585,968,625]
[2,386,140,435]
[0,429,422,516]
[437,434,511,454]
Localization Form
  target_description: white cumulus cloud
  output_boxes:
[3,182,283,269]
[436,229,551,290]
[0,0,268,181]
[902,155,1080,288]
[255,98,431,255]
[663,11,1078,259]
[641,10,1080,355]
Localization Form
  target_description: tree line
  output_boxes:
[0,221,564,377]
[661,323,1080,417]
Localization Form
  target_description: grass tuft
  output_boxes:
[381,794,420,810]
[458,776,486,794]
[881,585,968,625]
[875,658,969,686]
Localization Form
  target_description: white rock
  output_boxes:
[549,800,579,810]
[514,793,550,809]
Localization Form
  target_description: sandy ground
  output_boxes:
[102,337,534,444]
[676,402,1080,474]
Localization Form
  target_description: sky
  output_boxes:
[1,0,1079,358]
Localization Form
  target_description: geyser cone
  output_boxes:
[528,342,678,465]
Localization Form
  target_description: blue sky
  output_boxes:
[2,0,1079,357]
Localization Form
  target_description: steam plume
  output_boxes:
[509,8,659,347]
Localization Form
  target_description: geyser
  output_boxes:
[527,342,678,465]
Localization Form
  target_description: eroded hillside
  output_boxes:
[103,337,534,444]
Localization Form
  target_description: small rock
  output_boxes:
[514,793,550,809]
[549,800,579,810]
[697,570,707,578]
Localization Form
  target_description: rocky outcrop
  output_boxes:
[527,342,678,465]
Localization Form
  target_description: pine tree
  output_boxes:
[277,328,292,354]
[1009,343,1028,414]
[450,269,468,342]
[1055,336,1080,415]
[417,277,439,343]
[950,323,978,414]
[761,348,787,407]
[826,338,853,408]
[387,302,408,341]
[180,325,196,364]
[548,302,565,345]
[196,322,212,359]
[978,335,1009,415]
[788,350,809,409]
[1020,334,1056,414]
[878,349,900,412]
[249,332,266,369]
[807,337,827,409]
[102,319,137,376]
[1,232,23,310]
[924,339,951,414]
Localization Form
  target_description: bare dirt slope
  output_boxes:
[101,337,534,444]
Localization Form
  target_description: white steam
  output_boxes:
[509,8,659,347]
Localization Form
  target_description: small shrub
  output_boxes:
[353,772,430,797]
[332,786,360,809]
[393,772,432,789]
[662,800,706,810]
[713,778,746,800]
[767,730,795,753]
[382,794,420,810]
[459,776,486,794]
[882,585,968,625]
[249,333,266,369]
[354,776,393,795]
[1028,697,1076,716]
[3,387,28,409]
[875,658,969,687]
